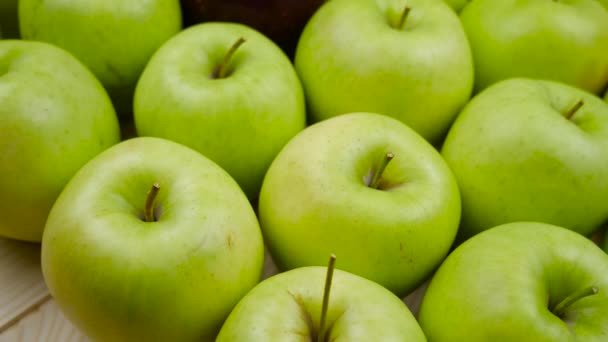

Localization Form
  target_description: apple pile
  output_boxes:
[1,0,608,341]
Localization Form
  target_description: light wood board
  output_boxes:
[0,237,85,341]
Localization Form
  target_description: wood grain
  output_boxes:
[0,238,49,332]
[0,300,86,342]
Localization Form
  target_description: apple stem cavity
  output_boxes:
[318,254,336,342]
[369,152,395,189]
[395,6,412,30]
[564,99,584,120]
[144,183,161,222]
[211,37,246,79]
[552,286,599,317]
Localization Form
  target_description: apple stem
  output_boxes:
[144,183,160,222]
[564,99,584,120]
[318,254,336,342]
[369,152,394,189]
[211,37,246,79]
[395,6,412,30]
[552,286,598,317]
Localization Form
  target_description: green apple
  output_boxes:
[0,0,19,38]
[19,0,182,115]
[259,112,461,296]
[419,222,608,340]
[134,22,306,200]
[461,0,608,94]
[442,78,608,240]
[0,40,120,242]
[217,257,426,341]
[295,0,473,144]
[42,137,264,342]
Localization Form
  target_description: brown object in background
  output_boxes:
[180,0,325,58]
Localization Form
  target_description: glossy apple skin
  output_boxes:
[419,222,608,341]
[442,78,608,240]
[259,112,461,296]
[295,0,473,144]
[217,267,426,341]
[19,0,182,116]
[0,40,120,242]
[180,0,324,57]
[42,137,264,342]
[0,0,18,38]
[461,0,608,94]
[134,22,306,201]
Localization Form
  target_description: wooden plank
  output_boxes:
[0,238,49,332]
[0,300,86,342]
[404,280,428,317]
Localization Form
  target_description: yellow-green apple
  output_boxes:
[19,0,182,116]
[442,78,608,240]
[0,0,18,38]
[217,258,426,341]
[259,112,461,296]
[460,0,608,94]
[419,222,608,340]
[295,0,474,144]
[41,137,264,342]
[134,23,306,201]
[0,40,120,242]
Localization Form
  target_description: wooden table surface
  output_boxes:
[0,238,84,342]
[0,237,427,341]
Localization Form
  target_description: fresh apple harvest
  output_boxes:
[295,0,474,144]
[41,137,264,341]
[442,78,608,240]
[259,112,461,296]
[0,0,18,38]
[180,0,325,57]
[419,222,608,340]
[19,0,182,115]
[461,0,608,94]
[135,22,306,200]
[217,255,426,341]
[0,40,120,242]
